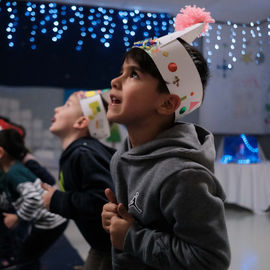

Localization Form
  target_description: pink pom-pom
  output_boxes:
[175,5,215,34]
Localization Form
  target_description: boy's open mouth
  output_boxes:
[111,96,121,104]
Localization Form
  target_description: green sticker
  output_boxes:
[179,107,187,114]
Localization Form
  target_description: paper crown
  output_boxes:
[133,5,214,119]
[0,119,25,137]
[77,89,110,139]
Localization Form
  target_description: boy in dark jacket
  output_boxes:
[42,90,115,270]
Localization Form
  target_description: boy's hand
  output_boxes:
[110,203,135,250]
[3,213,18,229]
[105,188,117,204]
[102,188,118,232]
[41,182,57,210]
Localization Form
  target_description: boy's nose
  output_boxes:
[111,76,121,90]
[54,106,61,112]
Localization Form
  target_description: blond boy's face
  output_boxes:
[50,93,83,137]
[108,57,161,127]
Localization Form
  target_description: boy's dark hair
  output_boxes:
[178,38,209,100]
[124,39,209,101]
[0,129,27,161]
[124,47,169,94]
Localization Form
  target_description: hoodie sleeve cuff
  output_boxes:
[50,190,68,217]
[123,222,142,253]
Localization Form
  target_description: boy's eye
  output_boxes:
[130,70,138,78]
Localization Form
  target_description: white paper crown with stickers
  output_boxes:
[133,5,215,119]
[77,89,110,139]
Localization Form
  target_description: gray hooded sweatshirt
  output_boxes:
[110,122,231,270]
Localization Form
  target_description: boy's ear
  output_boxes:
[73,116,89,130]
[157,94,181,116]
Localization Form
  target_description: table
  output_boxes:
[214,162,270,213]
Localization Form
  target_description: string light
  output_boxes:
[240,134,258,153]
[1,1,174,50]
[1,1,269,57]
[4,0,18,48]
[221,135,260,164]
[205,25,212,64]
[205,17,268,69]
[268,17,270,45]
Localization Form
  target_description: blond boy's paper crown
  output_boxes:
[133,5,215,119]
[0,119,24,137]
[77,89,110,139]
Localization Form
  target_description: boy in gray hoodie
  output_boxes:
[101,6,231,270]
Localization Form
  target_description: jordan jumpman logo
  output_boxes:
[128,192,142,214]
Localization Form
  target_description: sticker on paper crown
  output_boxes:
[133,38,160,54]
[78,89,110,139]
